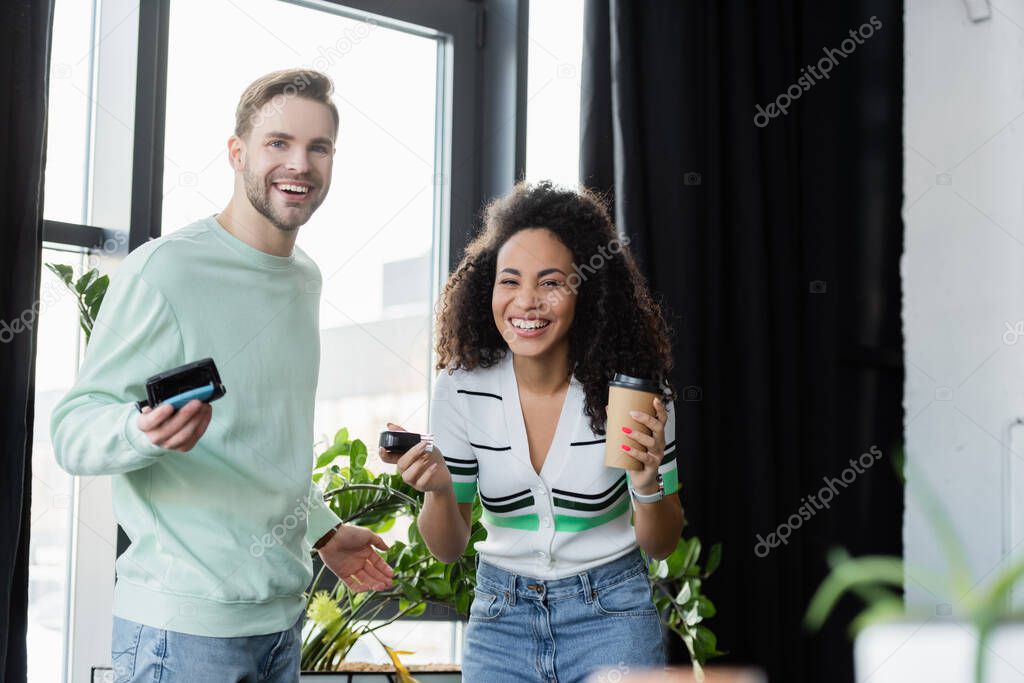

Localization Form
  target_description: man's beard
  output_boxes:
[243,166,324,232]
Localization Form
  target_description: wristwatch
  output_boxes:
[629,474,664,504]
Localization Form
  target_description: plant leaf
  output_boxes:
[45,263,75,286]
[403,582,423,603]
[804,552,904,631]
[83,274,108,306]
[847,598,905,636]
[683,601,702,626]
[88,299,103,324]
[74,269,97,294]
[350,439,368,472]
[704,543,722,577]
[694,624,725,659]
[367,517,396,534]
[315,445,342,469]
[680,537,701,572]
[654,560,669,579]
[696,595,716,618]
[421,578,451,599]
[665,539,689,577]
[455,589,472,615]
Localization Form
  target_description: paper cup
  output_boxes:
[604,373,661,471]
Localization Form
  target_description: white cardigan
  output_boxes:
[430,354,678,578]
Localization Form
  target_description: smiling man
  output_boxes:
[51,70,393,682]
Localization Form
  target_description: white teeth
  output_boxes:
[277,183,309,193]
[511,318,550,330]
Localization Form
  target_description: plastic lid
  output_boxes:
[609,373,662,394]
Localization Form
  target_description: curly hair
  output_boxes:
[435,181,675,434]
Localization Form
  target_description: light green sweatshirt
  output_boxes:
[51,215,341,637]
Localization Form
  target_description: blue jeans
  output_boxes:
[462,550,665,683]
[110,615,302,682]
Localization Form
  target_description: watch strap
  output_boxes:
[629,474,665,503]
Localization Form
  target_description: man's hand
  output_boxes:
[138,400,212,452]
[318,524,394,592]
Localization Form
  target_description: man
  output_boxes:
[51,69,392,681]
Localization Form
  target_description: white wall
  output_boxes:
[904,0,1024,610]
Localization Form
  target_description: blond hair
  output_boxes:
[234,69,339,140]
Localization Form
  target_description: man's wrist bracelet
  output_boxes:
[313,522,342,550]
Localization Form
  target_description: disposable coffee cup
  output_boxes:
[605,373,662,471]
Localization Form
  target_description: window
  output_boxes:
[42,3,91,226]
[524,0,584,186]
[44,0,139,233]
[36,0,522,680]
[160,0,441,456]
[27,250,83,683]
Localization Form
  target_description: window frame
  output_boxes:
[43,0,529,266]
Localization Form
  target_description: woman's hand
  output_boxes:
[378,422,452,493]
[619,397,668,493]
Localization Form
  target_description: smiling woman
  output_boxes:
[379,181,685,682]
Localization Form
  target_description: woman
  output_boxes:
[381,181,683,682]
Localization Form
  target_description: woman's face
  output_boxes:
[492,228,578,361]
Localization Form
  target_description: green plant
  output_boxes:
[804,464,1024,683]
[301,428,485,674]
[303,427,723,678]
[44,263,108,345]
[804,549,906,635]
[649,536,725,680]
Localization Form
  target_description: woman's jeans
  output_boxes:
[462,549,666,683]
[110,614,302,682]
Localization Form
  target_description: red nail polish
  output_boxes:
[621,444,631,452]
[621,426,633,435]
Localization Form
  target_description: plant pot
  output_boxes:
[855,621,1024,683]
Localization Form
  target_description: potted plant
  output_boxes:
[301,429,483,681]
[805,467,1024,683]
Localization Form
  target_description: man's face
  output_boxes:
[234,96,336,231]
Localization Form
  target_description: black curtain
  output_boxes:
[581,2,904,682]
[0,2,53,682]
